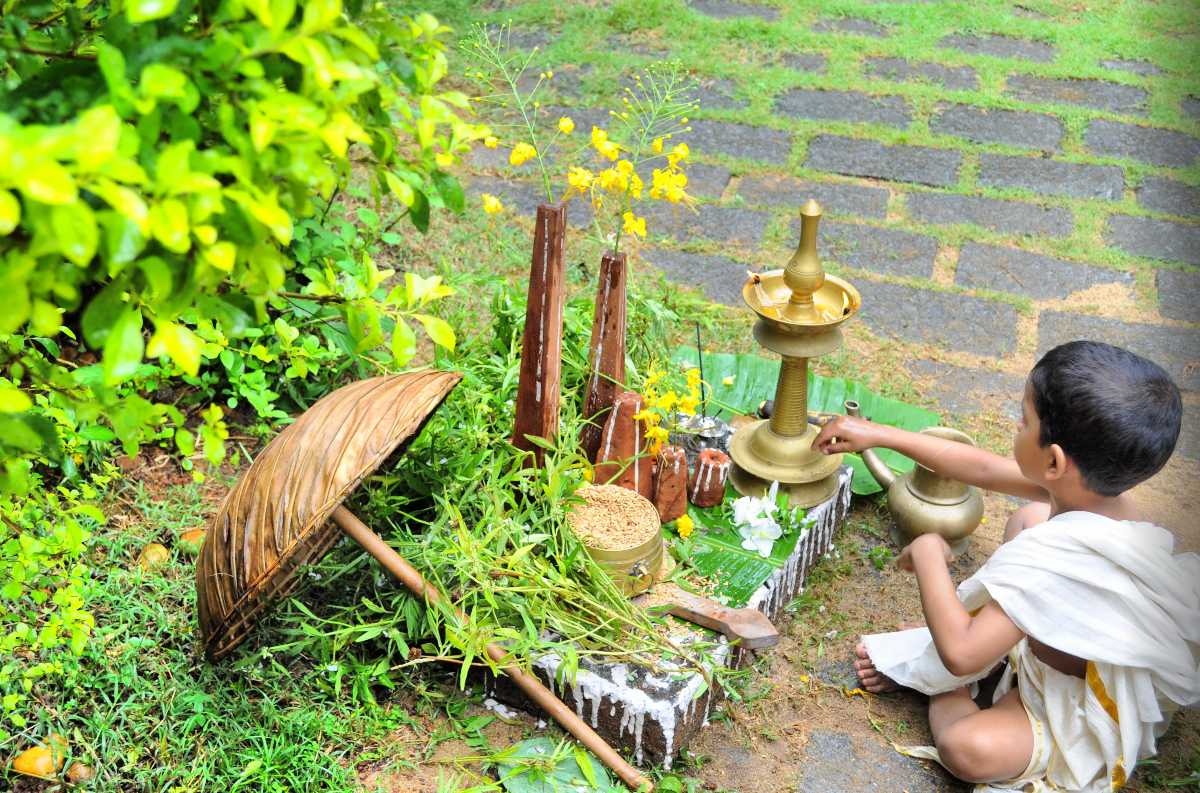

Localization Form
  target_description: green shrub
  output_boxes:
[0,0,484,493]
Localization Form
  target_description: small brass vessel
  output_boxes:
[846,401,984,555]
[728,200,861,507]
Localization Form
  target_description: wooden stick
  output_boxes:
[331,505,652,792]
[512,203,567,466]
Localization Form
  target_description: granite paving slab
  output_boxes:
[687,119,793,164]
[792,221,938,279]
[689,0,780,21]
[1182,97,1200,120]
[780,52,828,73]
[806,135,962,188]
[906,359,1024,419]
[1100,58,1161,76]
[864,57,978,91]
[794,730,962,793]
[906,192,1073,238]
[1156,269,1200,323]
[642,202,770,246]
[1178,402,1200,461]
[604,34,670,57]
[1038,312,1200,390]
[1084,120,1200,168]
[930,104,1063,151]
[775,88,911,128]
[736,175,890,218]
[1137,177,1200,218]
[956,243,1132,300]
[856,280,1020,357]
[677,163,732,199]
[692,77,748,110]
[813,17,890,37]
[978,154,1124,201]
[1106,215,1200,265]
[1005,75,1148,115]
[464,176,594,229]
[641,249,750,306]
[938,33,1056,63]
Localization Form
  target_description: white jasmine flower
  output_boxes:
[733,481,783,558]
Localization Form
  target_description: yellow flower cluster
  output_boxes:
[675,513,695,539]
[510,142,537,166]
[634,366,705,454]
[481,193,503,214]
[649,143,691,204]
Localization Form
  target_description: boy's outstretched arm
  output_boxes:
[811,414,1049,502]
[900,534,1024,676]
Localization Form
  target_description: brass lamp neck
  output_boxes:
[785,199,825,308]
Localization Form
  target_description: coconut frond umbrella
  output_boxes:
[195,369,651,791]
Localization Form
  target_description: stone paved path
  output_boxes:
[459,4,1199,788]
[464,0,1199,470]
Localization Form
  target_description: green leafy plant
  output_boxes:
[0,0,485,494]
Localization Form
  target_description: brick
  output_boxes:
[856,280,1020,357]
[956,243,1132,299]
[813,17,889,37]
[930,104,1062,151]
[1156,269,1200,323]
[1006,75,1148,115]
[801,222,938,279]
[1100,58,1162,76]
[1106,215,1200,265]
[735,175,889,218]
[640,249,749,306]
[775,88,910,128]
[689,0,779,20]
[938,33,1056,63]
[864,57,978,91]
[781,52,827,73]
[687,119,793,164]
[806,135,961,188]
[906,192,1073,238]
[1085,120,1200,168]
[1038,312,1200,390]
[1137,177,1200,218]
[642,202,769,246]
[978,154,1124,200]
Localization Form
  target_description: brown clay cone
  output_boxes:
[689,448,731,508]
[593,391,653,498]
[580,252,628,462]
[512,204,567,466]
[653,445,688,523]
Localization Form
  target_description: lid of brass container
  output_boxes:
[568,485,664,596]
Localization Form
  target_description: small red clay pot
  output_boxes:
[653,445,688,523]
[593,391,653,499]
[688,448,730,508]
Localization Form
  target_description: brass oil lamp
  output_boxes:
[728,200,861,507]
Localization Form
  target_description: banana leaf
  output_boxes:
[678,484,807,607]
[669,348,938,496]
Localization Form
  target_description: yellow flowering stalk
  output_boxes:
[636,365,707,452]
[481,193,504,214]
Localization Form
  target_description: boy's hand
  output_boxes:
[810,414,887,454]
[896,533,953,573]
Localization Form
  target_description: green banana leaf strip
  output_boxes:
[679,484,808,606]
[669,348,939,496]
[496,737,622,793]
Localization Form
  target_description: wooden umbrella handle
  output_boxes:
[331,506,652,792]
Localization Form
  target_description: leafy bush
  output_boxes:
[0,0,484,494]
[0,0,485,743]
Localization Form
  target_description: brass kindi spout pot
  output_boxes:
[845,401,984,555]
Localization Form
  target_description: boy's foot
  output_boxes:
[854,643,900,693]
[853,623,923,693]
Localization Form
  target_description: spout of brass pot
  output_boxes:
[844,400,896,490]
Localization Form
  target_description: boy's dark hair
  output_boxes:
[1029,341,1181,497]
